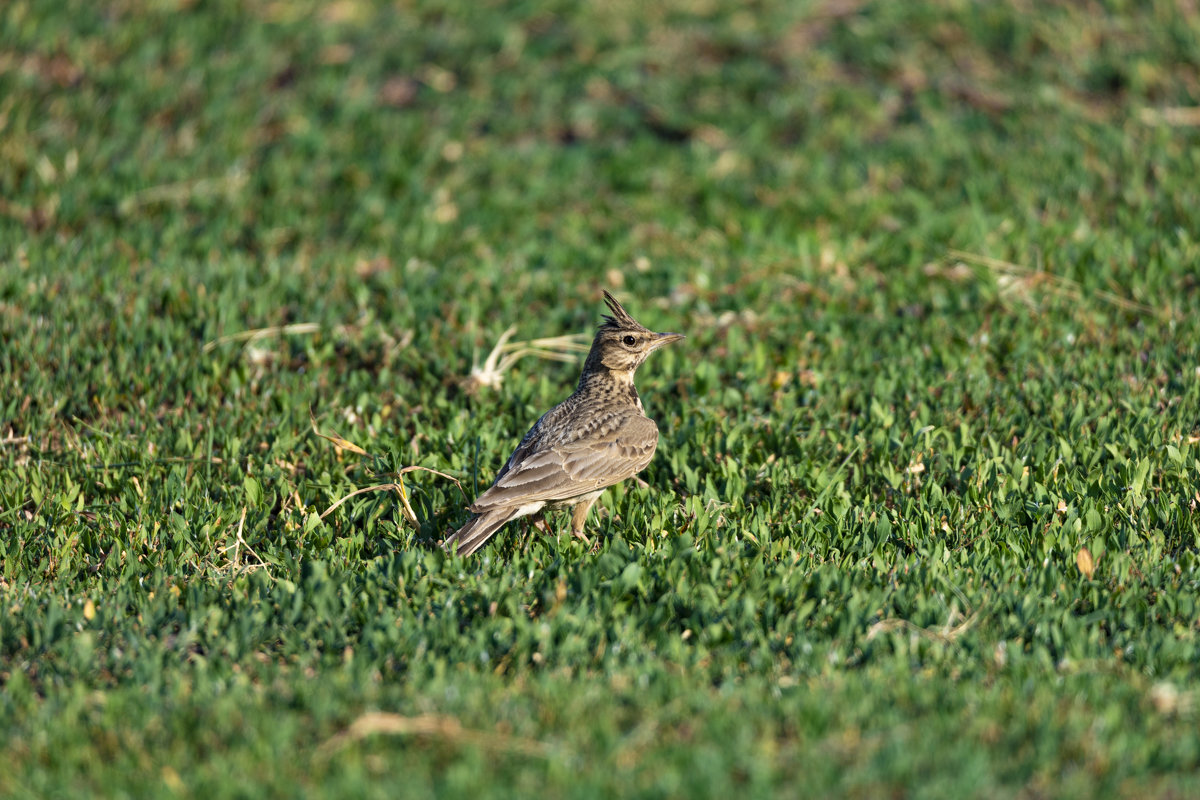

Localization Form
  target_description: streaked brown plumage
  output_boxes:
[443,291,683,557]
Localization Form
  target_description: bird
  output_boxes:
[443,291,684,557]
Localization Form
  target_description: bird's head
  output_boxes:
[584,291,684,375]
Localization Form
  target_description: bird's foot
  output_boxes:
[572,528,600,553]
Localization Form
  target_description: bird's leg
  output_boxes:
[516,512,553,552]
[570,497,600,551]
[531,513,553,536]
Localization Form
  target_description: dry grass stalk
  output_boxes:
[310,414,463,524]
[466,325,590,392]
[949,249,1163,317]
[1139,106,1200,127]
[202,322,323,354]
[219,506,271,575]
[317,711,559,760]
[118,165,248,216]
[866,606,980,645]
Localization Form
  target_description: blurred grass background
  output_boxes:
[2,0,1200,796]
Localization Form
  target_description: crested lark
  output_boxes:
[444,291,683,557]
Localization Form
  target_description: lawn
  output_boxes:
[2,0,1199,797]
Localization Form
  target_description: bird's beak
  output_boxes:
[649,331,685,351]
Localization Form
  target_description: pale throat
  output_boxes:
[577,366,642,409]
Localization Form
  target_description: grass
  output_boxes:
[3,0,1200,796]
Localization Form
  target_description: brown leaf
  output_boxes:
[310,412,370,456]
[1076,547,1095,579]
[379,76,419,108]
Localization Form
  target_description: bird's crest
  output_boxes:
[600,290,651,333]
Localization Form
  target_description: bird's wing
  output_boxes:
[443,506,523,557]
[470,412,659,511]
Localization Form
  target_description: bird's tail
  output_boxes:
[443,508,520,557]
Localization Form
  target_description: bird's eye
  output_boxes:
[622,335,637,347]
